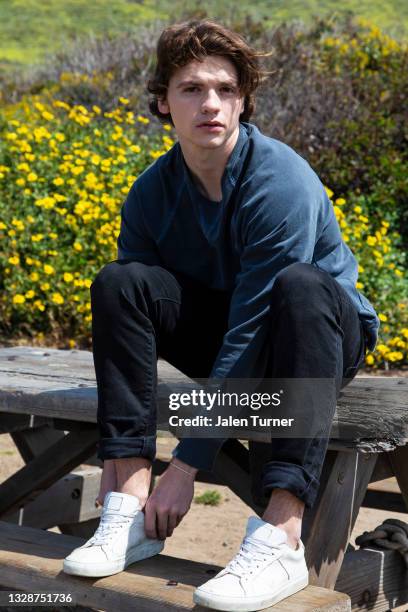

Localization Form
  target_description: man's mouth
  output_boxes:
[197,122,224,129]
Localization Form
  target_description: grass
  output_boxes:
[194,490,222,506]
[0,0,407,72]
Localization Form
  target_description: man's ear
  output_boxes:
[157,97,170,115]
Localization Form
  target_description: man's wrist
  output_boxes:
[170,457,199,478]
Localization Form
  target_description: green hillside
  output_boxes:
[0,0,407,71]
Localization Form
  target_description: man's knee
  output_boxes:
[91,260,152,302]
[273,262,325,301]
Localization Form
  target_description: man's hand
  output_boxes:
[144,458,198,540]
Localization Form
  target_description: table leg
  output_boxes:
[303,450,377,589]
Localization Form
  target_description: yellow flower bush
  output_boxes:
[325,188,407,368]
[0,94,174,345]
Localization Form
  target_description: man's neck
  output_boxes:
[180,125,240,200]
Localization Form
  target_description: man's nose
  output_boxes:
[201,89,221,112]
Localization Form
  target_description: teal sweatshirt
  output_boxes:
[117,121,380,470]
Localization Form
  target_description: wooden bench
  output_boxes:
[0,520,351,611]
[0,346,407,610]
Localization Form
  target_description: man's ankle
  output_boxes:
[113,457,152,508]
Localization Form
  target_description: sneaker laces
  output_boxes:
[225,537,278,578]
[89,512,133,546]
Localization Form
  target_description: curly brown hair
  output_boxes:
[147,19,273,126]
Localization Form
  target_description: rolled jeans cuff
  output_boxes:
[172,437,226,471]
[97,435,156,462]
[261,461,320,509]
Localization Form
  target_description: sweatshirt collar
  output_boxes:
[179,122,250,204]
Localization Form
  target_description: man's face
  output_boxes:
[157,55,245,150]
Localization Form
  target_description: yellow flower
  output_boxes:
[73,242,83,252]
[68,339,76,348]
[71,166,84,176]
[378,313,388,322]
[30,272,39,281]
[44,264,55,275]
[25,290,35,299]
[13,294,25,304]
[51,292,64,305]
[365,354,374,365]
[63,272,74,282]
[119,97,130,105]
[353,205,362,214]
[34,300,45,311]
[27,172,38,182]
[8,256,20,265]
[0,222,6,230]
[366,236,377,246]
[356,282,363,289]
[376,344,389,356]
[53,177,64,186]
[40,282,50,291]
[395,269,403,277]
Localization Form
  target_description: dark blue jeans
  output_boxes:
[90,260,367,508]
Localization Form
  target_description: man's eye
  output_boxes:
[184,86,235,93]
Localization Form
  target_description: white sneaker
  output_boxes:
[63,492,164,577]
[193,516,308,611]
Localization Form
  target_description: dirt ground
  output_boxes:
[1,432,408,611]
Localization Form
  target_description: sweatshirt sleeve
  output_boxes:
[117,183,162,265]
[173,171,322,471]
[210,177,320,380]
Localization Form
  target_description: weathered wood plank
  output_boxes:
[389,444,408,512]
[0,348,407,444]
[335,547,408,611]
[363,475,406,512]
[11,424,65,463]
[4,468,102,529]
[0,428,99,516]
[0,521,351,611]
[304,451,377,589]
[212,439,264,514]
[0,413,52,434]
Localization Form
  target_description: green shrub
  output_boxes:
[194,490,222,506]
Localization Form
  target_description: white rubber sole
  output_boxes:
[63,539,164,578]
[193,574,309,611]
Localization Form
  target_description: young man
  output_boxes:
[63,18,379,611]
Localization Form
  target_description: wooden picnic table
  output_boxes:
[0,346,407,611]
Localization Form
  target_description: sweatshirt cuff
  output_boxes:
[171,437,226,472]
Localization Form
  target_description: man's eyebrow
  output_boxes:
[176,79,238,89]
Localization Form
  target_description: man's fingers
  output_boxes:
[144,503,158,539]
[156,510,169,541]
